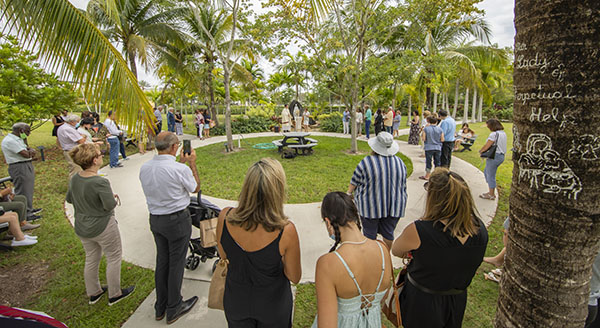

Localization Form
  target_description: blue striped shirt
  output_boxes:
[350,155,408,219]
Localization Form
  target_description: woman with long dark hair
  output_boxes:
[392,168,488,328]
[408,110,421,145]
[479,118,507,200]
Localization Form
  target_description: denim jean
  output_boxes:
[365,120,371,138]
[119,141,127,159]
[484,153,505,189]
[425,150,441,172]
[385,126,393,134]
[108,137,120,167]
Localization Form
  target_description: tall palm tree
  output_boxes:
[86,0,184,79]
[496,0,600,327]
[0,0,154,133]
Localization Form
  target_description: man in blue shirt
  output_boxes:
[438,110,456,167]
[167,108,176,132]
[364,105,372,139]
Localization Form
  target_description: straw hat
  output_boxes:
[368,132,399,156]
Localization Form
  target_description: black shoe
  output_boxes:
[26,214,42,222]
[108,285,135,306]
[29,208,43,215]
[166,296,198,325]
[156,311,165,321]
[89,286,108,305]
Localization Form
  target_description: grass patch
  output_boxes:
[196,136,413,203]
[0,122,154,327]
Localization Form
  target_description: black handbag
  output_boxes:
[480,132,498,159]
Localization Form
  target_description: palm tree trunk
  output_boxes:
[127,50,138,80]
[463,88,469,123]
[453,79,459,118]
[471,88,477,122]
[224,68,233,150]
[495,1,600,327]
[207,58,218,126]
[407,94,412,126]
[433,92,438,112]
[478,95,483,122]
[392,82,397,110]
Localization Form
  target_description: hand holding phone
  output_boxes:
[183,140,191,155]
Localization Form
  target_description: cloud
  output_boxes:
[478,0,515,48]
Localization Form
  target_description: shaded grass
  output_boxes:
[0,122,154,328]
[195,136,413,203]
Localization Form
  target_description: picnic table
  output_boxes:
[272,132,318,155]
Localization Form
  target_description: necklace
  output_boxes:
[339,238,369,246]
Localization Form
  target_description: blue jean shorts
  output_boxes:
[360,216,400,241]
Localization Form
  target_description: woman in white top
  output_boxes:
[479,118,508,200]
[302,109,311,132]
[313,192,392,328]
[355,109,363,136]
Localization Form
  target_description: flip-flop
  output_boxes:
[419,176,428,180]
[484,272,500,283]
[491,268,503,276]
[479,193,496,200]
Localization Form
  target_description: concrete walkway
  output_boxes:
[65,130,496,328]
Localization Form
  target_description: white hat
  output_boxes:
[368,132,399,156]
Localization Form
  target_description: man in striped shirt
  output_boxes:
[347,132,407,249]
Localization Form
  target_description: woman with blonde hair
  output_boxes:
[216,158,301,327]
[392,167,488,328]
[66,143,134,305]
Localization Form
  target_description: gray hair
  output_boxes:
[65,114,80,123]
[155,133,179,151]
[12,122,29,133]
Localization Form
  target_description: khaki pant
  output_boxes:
[63,150,82,179]
[78,217,123,298]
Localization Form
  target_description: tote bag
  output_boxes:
[480,132,498,159]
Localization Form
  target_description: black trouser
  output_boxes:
[156,122,162,134]
[150,209,191,316]
[8,161,35,211]
[440,141,454,168]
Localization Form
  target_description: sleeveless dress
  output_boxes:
[400,219,488,328]
[312,242,388,328]
[52,115,64,136]
[408,120,420,145]
[221,221,293,327]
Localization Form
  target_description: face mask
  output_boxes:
[20,133,27,139]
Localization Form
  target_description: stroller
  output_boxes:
[185,193,221,272]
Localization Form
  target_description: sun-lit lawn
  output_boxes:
[195,136,413,203]
[0,122,154,328]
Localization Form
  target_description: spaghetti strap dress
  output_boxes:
[221,221,293,327]
[312,242,389,327]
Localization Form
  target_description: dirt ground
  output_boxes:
[0,260,52,307]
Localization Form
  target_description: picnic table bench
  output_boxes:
[458,135,477,152]
[272,132,318,156]
[0,176,12,250]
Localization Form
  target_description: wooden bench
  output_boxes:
[458,135,477,152]
[288,143,318,155]
[0,176,13,250]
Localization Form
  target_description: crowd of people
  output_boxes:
[280,104,312,133]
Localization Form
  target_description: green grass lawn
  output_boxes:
[195,136,413,203]
[0,122,154,328]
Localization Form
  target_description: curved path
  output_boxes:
[65,130,497,327]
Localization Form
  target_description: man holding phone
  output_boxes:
[139,132,200,324]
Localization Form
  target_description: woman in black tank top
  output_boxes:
[216,158,301,328]
[391,168,488,328]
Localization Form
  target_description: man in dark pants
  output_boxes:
[439,110,456,168]
[1,123,42,220]
[140,132,200,324]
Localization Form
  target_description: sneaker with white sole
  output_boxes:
[89,286,108,305]
[11,238,37,246]
[108,286,135,306]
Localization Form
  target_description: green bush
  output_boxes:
[318,112,343,133]
[245,101,278,118]
[483,104,513,121]
[211,116,272,136]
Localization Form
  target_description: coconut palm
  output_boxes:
[0,0,154,133]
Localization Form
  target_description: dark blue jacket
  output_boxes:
[167,112,175,125]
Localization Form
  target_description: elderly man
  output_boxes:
[154,106,163,133]
[439,110,456,168]
[1,123,42,219]
[167,108,176,133]
[139,132,199,324]
[57,115,86,178]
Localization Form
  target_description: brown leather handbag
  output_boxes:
[383,262,409,327]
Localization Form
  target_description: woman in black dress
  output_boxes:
[52,110,66,147]
[216,158,302,327]
[392,167,488,328]
[408,110,421,145]
[374,109,384,136]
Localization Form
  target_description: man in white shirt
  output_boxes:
[104,110,126,168]
[139,132,200,324]
[57,115,86,178]
[1,123,42,218]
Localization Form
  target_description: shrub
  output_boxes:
[210,116,272,136]
[483,104,513,121]
[245,101,278,118]
[318,112,343,133]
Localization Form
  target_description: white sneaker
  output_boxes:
[11,238,38,246]
[25,235,38,240]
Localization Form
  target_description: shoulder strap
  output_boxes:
[333,251,363,295]
[375,241,386,292]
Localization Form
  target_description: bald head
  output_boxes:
[155,132,179,153]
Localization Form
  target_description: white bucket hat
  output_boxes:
[368,132,399,156]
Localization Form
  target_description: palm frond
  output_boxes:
[0,0,154,134]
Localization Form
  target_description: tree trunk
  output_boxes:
[495,1,600,327]
[407,94,412,126]
[224,68,233,150]
[433,92,438,112]
[463,88,469,123]
[392,82,397,110]
[207,58,218,126]
[478,95,483,122]
[471,88,477,122]
[127,49,138,80]
[453,79,459,118]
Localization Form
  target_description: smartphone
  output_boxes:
[183,139,191,155]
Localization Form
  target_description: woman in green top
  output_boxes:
[66,143,134,305]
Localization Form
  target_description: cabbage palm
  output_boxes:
[0,0,154,133]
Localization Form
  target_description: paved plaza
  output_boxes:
[64,130,496,327]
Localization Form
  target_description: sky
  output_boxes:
[68,0,515,87]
